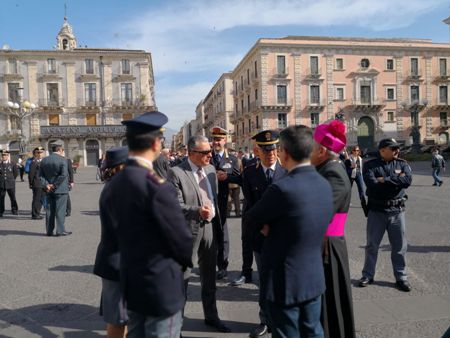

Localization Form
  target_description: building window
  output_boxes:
[386,87,395,100]
[47,58,56,73]
[310,56,319,75]
[85,83,97,105]
[439,86,448,103]
[235,103,238,115]
[48,114,60,126]
[277,85,287,104]
[387,111,395,122]
[236,124,239,136]
[278,113,287,128]
[311,112,320,127]
[85,59,94,74]
[8,59,18,74]
[335,87,344,101]
[235,81,238,94]
[47,83,59,106]
[254,60,258,78]
[10,116,18,130]
[335,58,343,70]
[8,83,20,102]
[440,59,447,77]
[248,118,251,133]
[411,58,419,76]
[122,59,131,74]
[256,115,259,129]
[247,69,250,84]
[247,95,250,111]
[122,113,133,121]
[440,112,448,126]
[241,99,244,113]
[241,121,244,134]
[277,55,286,74]
[410,85,420,102]
[255,89,258,101]
[310,85,320,104]
[241,76,243,90]
[361,58,370,69]
[86,113,97,126]
[62,39,68,50]
[360,85,371,104]
[386,59,394,70]
[121,83,133,104]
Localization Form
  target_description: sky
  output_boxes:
[1,0,450,130]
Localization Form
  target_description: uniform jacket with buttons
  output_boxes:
[0,161,18,190]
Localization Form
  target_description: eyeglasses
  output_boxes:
[191,149,212,155]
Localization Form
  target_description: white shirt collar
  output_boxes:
[261,162,277,172]
[188,158,204,174]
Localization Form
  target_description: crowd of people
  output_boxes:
[88,110,425,338]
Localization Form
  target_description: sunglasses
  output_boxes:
[192,149,212,155]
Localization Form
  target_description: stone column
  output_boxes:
[293,53,302,125]
[325,53,334,120]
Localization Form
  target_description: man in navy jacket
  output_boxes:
[243,125,333,338]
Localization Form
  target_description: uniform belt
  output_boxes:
[325,213,347,237]
[370,198,406,207]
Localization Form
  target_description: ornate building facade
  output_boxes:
[0,17,156,165]
[229,36,450,151]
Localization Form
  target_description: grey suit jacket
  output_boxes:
[168,160,221,234]
[40,153,69,194]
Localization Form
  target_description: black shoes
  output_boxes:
[204,319,231,333]
[32,216,43,220]
[358,276,374,287]
[396,280,412,292]
[230,275,252,286]
[439,181,444,186]
[249,323,270,337]
[56,231,72,237]
[217,269,228,280]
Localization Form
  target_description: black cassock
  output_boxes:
[317,159,356,338]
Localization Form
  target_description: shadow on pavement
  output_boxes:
[0,304,103,338]
[351,279,395,289]
[80,211,99,216]
[182,316,256,334]
[49,265,94,274]
[0,229,45,237]
[379,244,450,253]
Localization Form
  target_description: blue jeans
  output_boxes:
[267,295,323,338]
[362,210,407,281]
[432,168,442,185]
[351,171,365,200]
[127,310,182,338]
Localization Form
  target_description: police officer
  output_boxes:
[0,150,19,217]
[359,138,413,292]
[233,130,287,338]
[210,126,241,279]
[28,146,45,219]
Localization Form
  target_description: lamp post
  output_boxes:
[7,88,37,154]
[402,99,428,154]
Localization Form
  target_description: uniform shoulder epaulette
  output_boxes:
[147,168,165,185]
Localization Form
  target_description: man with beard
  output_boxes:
[310,120,355,338]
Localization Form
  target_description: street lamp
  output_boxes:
[7,89,37,154]
[401,99,428,154]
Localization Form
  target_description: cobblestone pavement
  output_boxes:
[0,162,449,338]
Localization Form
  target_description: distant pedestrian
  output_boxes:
[94,146,128,338]
[431,148,445,186]
[359,138,413,292]
[0,150,19,217]
[17,156,25,182]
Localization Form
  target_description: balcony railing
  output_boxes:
[352,99,382,106]
[440,120,449,127]
[77,99,99,107]
[406,71,423,79]
[272,67,289,78]
[305,68,322,78]
[38,98,64,107]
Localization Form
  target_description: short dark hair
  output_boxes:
[279,125,313,162]
[126,131,160,151]
[51,145,63,153]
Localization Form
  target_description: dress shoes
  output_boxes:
[217,269,228,280]
[204,319,231,333]
[249,323,270,337]
[32,216,43,220]
[358,276,374,287]
[56,231,72,237]
[439,181,444,186]
[230,275,251,286]
[395,280,412,292]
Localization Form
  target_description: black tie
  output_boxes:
[266,168,273,185]
[214,153,221,167]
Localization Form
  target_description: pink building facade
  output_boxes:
[231,36,450,151]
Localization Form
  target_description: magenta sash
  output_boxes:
[325,213,347,237]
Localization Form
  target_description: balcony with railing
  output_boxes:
[305,68,322,79]
[112,71,136,82]
[260,98,292,111]
[38,65,62,81]
[77,99,100,111]
[38,98,64,109]
[405,71,423,81]
[306,98,326,108]
[271,67,289,78]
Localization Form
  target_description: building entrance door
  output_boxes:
[357,116,375,151]
[86,140,99,166]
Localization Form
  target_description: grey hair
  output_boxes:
[187,135,209,151]
[326,149,339,159]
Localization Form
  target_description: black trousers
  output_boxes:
[215,195,230,271]
[66,193,71,216]
[31,187,43,218]
[241,219,254,278]
[0,188,18,215]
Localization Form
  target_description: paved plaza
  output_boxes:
[0,163,449,338]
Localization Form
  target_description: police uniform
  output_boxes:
[28,147,45,219]
[210,127,241,278]
[235,130,287,337]
[0,150,19,217]
[102,112,192,337]
[359,138,413,292]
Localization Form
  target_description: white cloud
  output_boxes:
[111,0,447,129]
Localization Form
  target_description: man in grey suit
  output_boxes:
[40,140,71,237]
[168,135,231,333]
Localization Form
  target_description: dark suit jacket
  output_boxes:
[39,153,69,194]
[243,165,333,305]
[168,160,221,235]
[101,159,192,316]
[211,151,241,199]
[0,161,18,189]
[67,159,74,184]
[153,154,170,179]
[28,159,43,189]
